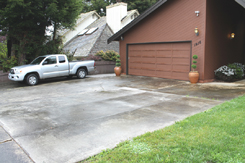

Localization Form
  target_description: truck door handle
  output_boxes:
[55,65,58,67]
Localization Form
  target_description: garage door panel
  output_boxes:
[156,64,172,71]
[140,57,156,64]
[156,50,172,58]
[143,70,156,77]
[172,65,190,72]
[156,58,172,64]
[141,51,156,57]
[173,50,190,58]
[128,42,190,81]
[141,63,156,70]
[172,58,190,65]
[129,50,141,57]
[129,63,142,69]
[172,72,188,80]
[129,57,141,63]
[156,71,172,78]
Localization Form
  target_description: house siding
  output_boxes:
[205,0,245,80]
[119,0,206,80]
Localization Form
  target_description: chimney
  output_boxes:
[106,2,127,33]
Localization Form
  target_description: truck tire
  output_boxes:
[26,74,39,86]
[77,68,86,79]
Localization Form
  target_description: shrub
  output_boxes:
[0,42,7,58]
[115,55,121,67]
[191,55,198,71]
[0,56,18,72]
[228,63,245,79]
[214,63,245,81]
[95,50,118,61]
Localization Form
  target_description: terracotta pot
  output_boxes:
[114,67,122,76]
[189,71,199,84]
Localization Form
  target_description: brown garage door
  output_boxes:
[128,42,191,80]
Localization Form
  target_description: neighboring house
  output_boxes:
[63,2,139,57]
[60,11,100,45]
[108,0,245,82]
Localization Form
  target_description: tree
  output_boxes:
[83,0,158,16]
[0,0,83,65]
[126,0,158,14]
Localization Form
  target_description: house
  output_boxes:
[108,0,245,83]
[62,2,139,57]
[60,11,100,45]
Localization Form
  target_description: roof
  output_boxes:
[121,9,140,22]
[58,11,100,36]
[63,17,107,57]
[108,0,167,43]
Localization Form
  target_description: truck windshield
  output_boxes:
[30,57,46,65]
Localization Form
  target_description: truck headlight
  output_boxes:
[15,69,23,74]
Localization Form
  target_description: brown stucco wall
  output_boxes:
[205,0,245,80]
[119,0,207,80]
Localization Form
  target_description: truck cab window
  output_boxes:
[43,56,57,65]
[59,56,66,63]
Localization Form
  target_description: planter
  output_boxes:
[114,67,122,76]
[189,71,199,84]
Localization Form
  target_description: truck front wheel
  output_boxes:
[26,74,39,86]
[77,68,87,79]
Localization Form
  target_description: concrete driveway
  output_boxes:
[0,75,245,163]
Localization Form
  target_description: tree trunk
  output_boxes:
[53,22,57,41]
[7,39,12,58]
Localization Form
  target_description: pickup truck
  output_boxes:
[8,54,95,86]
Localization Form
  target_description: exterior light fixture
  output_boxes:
[195,27,199,36]
[230,33,235,39]
[195,11,200,16]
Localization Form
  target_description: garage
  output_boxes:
[128,42,191,80]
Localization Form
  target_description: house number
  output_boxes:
[194,41,201,47]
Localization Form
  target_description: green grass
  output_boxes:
[82,95,245,163]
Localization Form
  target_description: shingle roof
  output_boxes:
[63,17,107,57]
[121,10,139,22]
[58,11,100,36]
[108,0,167,43]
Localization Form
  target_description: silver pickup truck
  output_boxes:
[8,54,95,86]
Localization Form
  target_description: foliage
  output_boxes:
[0,56,18,72]
[215,63,245,81]
[0,42,7,58]
[191,55,198,71]
[95,50,118,61]
[227,63,245,79]
[83,0,158,16]
[115,54,121,67]
[82,95,245,163]
[126,0,158,14]
[0,0,83,65]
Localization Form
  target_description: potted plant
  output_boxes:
[189,55,199,84]
[114,54,122,76]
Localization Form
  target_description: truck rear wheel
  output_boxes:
[26,74,39,86]
[77,68,86,79]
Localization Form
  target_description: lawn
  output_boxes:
[82,95,245,163]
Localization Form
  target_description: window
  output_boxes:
[78,29,88,36]
[86,27,98,35]
[59,56,66,63]
[43,56,57,65]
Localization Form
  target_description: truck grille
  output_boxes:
[10,69,15,74]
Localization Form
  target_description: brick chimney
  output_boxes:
[106,2,127,33]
